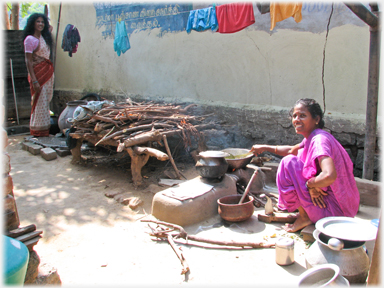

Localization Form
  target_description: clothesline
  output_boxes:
[111,2,303,56]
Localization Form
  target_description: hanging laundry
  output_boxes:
[186,6,218,33]
[216,2,255,33]
[61,24,81,57]
[256,3,270,14]
[114,20,130,56]
[270,2,302,31]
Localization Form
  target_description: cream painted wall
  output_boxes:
[50,3,373,122]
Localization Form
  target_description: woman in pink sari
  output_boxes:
[23,13,54,137]
[250,98,360,232]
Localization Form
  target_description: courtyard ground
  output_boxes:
[6,134,380,286]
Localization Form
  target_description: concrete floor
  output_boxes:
[169,203,381,287]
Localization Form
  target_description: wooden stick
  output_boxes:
[132,145,169,161]
[95,126,115,146]
[142,219,274,249]
[162,135,186,180]
[239,169,259,204]
[167,235,190,275]
[91,115,120,126]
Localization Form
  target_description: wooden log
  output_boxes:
[132,146,169,161]
[6,224,36,238]
[124,130,164,148]
[101,123,174,143]
[91,115,120,126]
[23,236,42,251]
[70,138,83,164]
[15,230,43,242]
[126,148,150,187]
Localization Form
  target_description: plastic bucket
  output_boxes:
[3,235,29,285]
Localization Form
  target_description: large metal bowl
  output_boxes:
[222,148,254,169]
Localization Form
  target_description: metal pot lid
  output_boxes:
[315,216,378,242]
[199,151,230,158]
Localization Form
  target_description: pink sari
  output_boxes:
[276,129,360,223]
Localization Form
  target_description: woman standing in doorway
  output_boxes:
[23,13,54,137]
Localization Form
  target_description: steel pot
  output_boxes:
[298,264,350,286]
[221,148,254,169]
[195,151,230,179]
[305,229,370,284]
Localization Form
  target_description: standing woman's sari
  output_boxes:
[24,35,54,137]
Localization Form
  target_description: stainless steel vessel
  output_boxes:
[305,217,378,284]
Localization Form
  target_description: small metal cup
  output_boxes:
[275,237,295,265]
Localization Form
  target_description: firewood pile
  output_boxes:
[68,100,213,186]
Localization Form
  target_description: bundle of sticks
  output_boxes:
[68,100,213,186]
[69,101,203,145]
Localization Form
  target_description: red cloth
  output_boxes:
[29,129,50,137]
[29,59,54,114]
[216,3,255,33]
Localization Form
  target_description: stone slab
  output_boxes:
[28,144,43,155]
[22,141,35,151]
[40,148,58,161]
[55,147,71,157]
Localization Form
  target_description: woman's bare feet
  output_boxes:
[283,207,312,232]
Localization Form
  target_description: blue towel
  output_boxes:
[186,6,218,34]
[114,21,130,56]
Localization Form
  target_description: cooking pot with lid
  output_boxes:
[305,216,377,284]
[195,151,230,179]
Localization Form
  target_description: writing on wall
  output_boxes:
[93,2,193,38]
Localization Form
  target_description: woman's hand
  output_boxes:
[33,82,41,94]
[250,145,266,156]
[308,187,328,208]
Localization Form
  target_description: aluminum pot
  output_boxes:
[298,264,350,286]
[195,151,229,179]
[221,148,253,169]
[305,229,370,284]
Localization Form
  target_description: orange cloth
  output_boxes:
[270,2,303,31]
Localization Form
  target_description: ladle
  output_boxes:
[238,169,259,204]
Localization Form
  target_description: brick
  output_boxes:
[22,141,34,151]
[55,148,71,157]
[40,148,57,161]
[28,144,43,155]
[3,152,11,174]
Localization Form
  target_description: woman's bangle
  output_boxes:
[33,80,38,84]
[275,145,278,153]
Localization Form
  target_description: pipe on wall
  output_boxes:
[344,2,380,180]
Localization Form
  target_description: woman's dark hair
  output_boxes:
[22,13,53,51]
[290,98,325,128]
